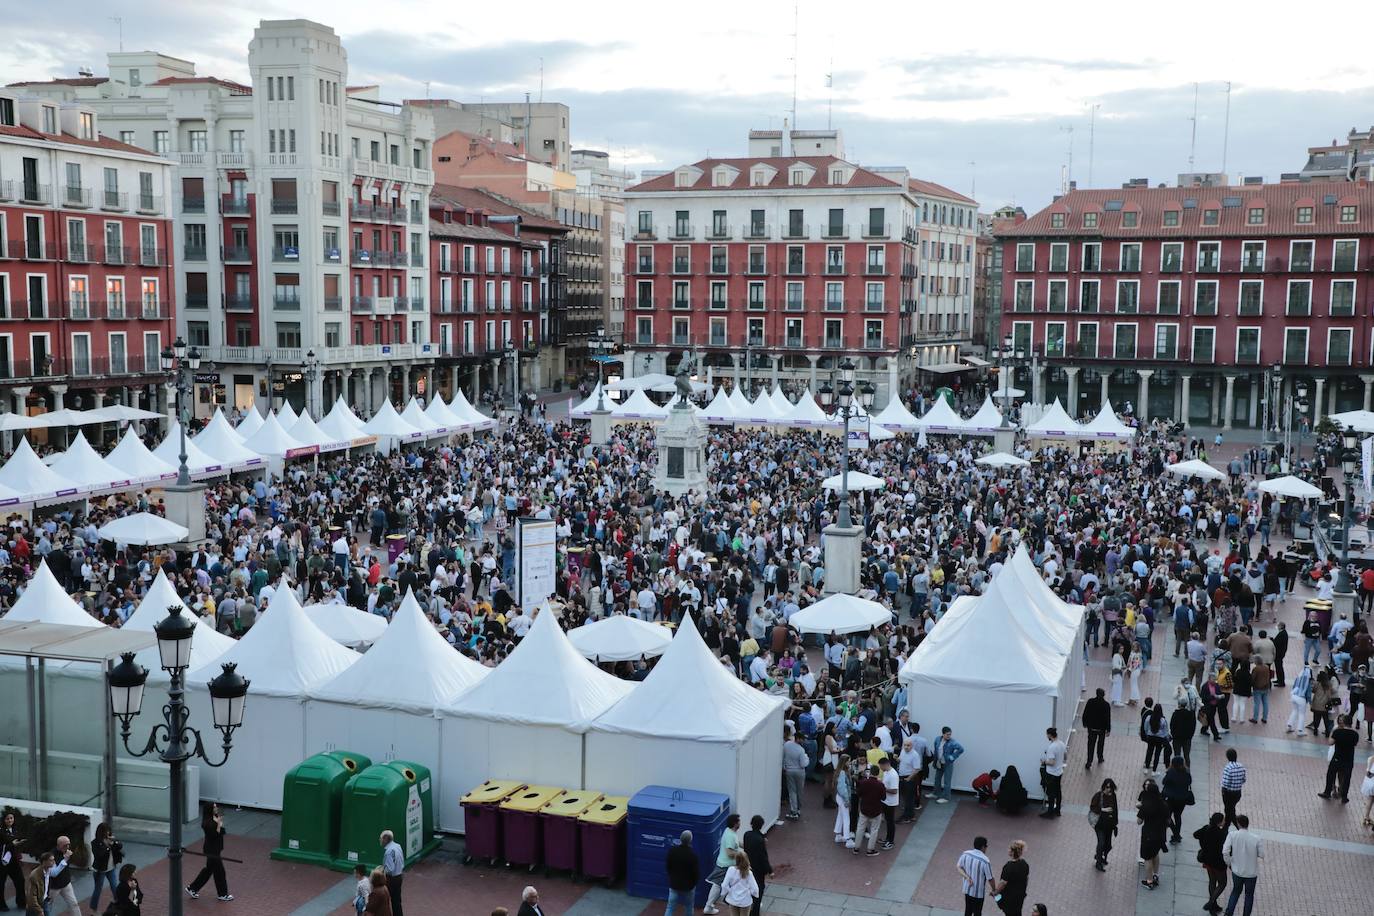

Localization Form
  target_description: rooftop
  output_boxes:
[626,155,899,194]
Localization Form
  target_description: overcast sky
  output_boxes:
[5,1,1374,211]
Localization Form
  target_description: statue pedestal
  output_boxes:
[823,523,863,595]
[162,481,208,548]
[993,425,1016,455]
[589,409,611,446]
[653,403,707,496]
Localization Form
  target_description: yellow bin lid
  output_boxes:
[462,780,525,805]
[541,791,603,819]
[501,785,565,813]
[578,796,629,826]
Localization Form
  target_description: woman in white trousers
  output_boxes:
[1111,651,1126,706]
[833,756,854,846]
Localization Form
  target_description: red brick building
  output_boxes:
[996,182,1374,427]
[0,89,175,427]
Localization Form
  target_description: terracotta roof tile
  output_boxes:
[6,77,108,88]
[0,122,156,156]
[625,156,899,193]
[150,76,251,93]
[907,178,977,204]
[430,184,565,232]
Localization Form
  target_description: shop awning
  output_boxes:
[918,362,972,374]
[0,620,155,662]
[962,356,991,368]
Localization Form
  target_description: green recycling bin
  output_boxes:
[271,750,372,866]
[333,760,442,872]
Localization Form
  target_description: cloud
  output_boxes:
[896,85,1009,103]
[902,53,1156,79]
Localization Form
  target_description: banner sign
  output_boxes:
[516,517,557,611]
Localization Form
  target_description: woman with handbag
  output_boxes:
[820,722,840,809]
[1311,670,1339,737]
[89,823,124,913]
[0,810,25,911]
[1192,812,1228,914]
[833,754,854,846]
[1088,779,1119,872]
[1160,756,1193,846]
[1135,778,1169,890]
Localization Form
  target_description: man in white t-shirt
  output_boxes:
[879,757,900,850]
[508,608,530,638]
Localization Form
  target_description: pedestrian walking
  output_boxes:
[1135,779,1168,891]
[1081,688,1111,769]
[1170,697,1196,769]
[0,811,26,912]
[718,850,759,916]
[991,840,1029,916]
[1160,756,1194,845]
[1221,815,1263,916]
[88,823,123,914]
[853,766,886,857]
[1248,659,1272,723]
[1193,812,1229,914]
[1359,752,1374,828]
[378,829,403,916]
[1286,663,1314,733]
[781,730,809,820]
[664,830,699,916]
[702,813,741,915]
[1219,749,1246,829]
[956,836,994,916]
[879,757,900,848]
[1088,779,1119,871]
[741,817,772,916]
[1038,728,1065,818]
[1141,704,1171,773]
[1318,714,1360,803]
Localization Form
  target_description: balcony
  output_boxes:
[822,335,847,350]
[322,201,341,217]
[861,223,890,239]
[21,184,51,205]
[67,243,91,264]
[635,296,656,310]
[782,334,806,349]
[824,263,847,276]
[632,225,658,240]
[394,296,409,310]
[706,225,732,240]
[221,197,250,215]
[411,210,423,225]
[864,299,886,313]
[222,245,252,263]
[217,151,252,169]
[100,191,127,211]
[351,249,374,265]
[410,296,426,311]
[823,299,845,313]
[669,223,694,241]
[226,295,254,312]
[324,296,343,311]
[386,206,408,223]
[782,223,810,240]
[183,245,207,262]
[135,195,161,214]
[185,292,209,309]
[744,223,770,240]
[65,300,95,320]
[182,196,206,214]
[352,297,374,313]
[140,301,166,319]
[272,246,300,263]
[785,298,805,312]
[0,179,11,201]
[139,247,166,267]
[177,152,209,168]
[862,336,891,351]
[105,301,127,319]
[410,252,425,268]
[1241,259,1265,273]
[270,198,298,215]
[865,262,887,275]
[747,298,768,312]
[273,292,301,309]
[63,186,92,208]
[823,224,849,240]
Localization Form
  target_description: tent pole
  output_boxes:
[104,657,118,822]
[26,657,38,799]
[37,658,48,796]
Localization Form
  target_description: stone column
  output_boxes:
[886,359,899,409]
[1180,374,1192,427]
[1362,374,1374,411]
[1314,376,1326,425]
[1065,366,1080,416]
[1033,365,1045,405]
[1211,374,1222,425]
[1100,373,1110,411]
[733,353,743,390]
[1136,370,1153,420]
[471,364,482,405]
[450,366,460,399]
[1223,374,1236,430]
[308,372,324,420]
[623,349,637,379]
[808,354,820,391]
[1328,379,1338,418]
[1249,376,1260,428]
[423,368,434,403]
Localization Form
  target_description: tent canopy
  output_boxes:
[1025,399,1087,438]
[976,452,1030,468]
[872,397,921,432]
[240,412,304,459]
[699,387,736,423]
[821,471,885,492]
[450,390,494,428]
[303,602,389,648]
[567,614,674,662]
[195,411,265,467]
[0,438,77,502]
[963,396,1007,434]
[441,605,632,729]
[98,512,189,546]
[789,593,892,636]
[154,421,226,477]
[569,383,609,418]
[1327,409,1374,433]
[611,388,668,420]
[401,398,445,436]
[1083,401,1137,439]
[235,407,265,440]
[48,432,128,493]
[1166,459,1225,482]
[5,561,102,628]
[1256,475,1323,499]
[275,403,299,428]
[915,397,966,432]
[105,426,177,483]
[362,401,422,439]
[124,569,235,673]
[783,389,833,428]
[424,396,467,429]
[591,614,785,742]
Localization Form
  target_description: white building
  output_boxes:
[11,19,436,417]
[908,179,979,368]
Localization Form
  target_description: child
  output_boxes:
[971,769,1002,806]
[352,864,368,915]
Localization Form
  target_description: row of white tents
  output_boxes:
[0,562,785,833]
[1023,398,1137,440]
[0,391,496,505]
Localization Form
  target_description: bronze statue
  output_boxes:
[674,350,695,407]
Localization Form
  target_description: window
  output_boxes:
[1050,213,1065,228]
[1290,240,1314,271]
[1286,280,1311,316]
[787,209,804,237]
[1081,242,1100,271]
[1077,322,1098,357]
[673,210,690,237]
[1296,206,1313,224]
[1014,280,1034,311]
[865,282,884,311]
[106,278,125,317]
[636,245,653,273]
[1119,243,1141,271]
[1239,280,1263,316]
[825,282,843,311]
[786,282,803,311]
[1047,279,1067,312]
[1045,322,1066,357]
[1121,211,1138,228]
[0,97,13,127]
[1113,324,1137,359]
[1283,327,1308,363]
[825,246,844,275]
[787,246,805,275]
[1333,239,1359,272]
[153,130,168,155]
[710,282,726,310]
[750,209,766,236]
[711,210,727,237]
[1015,243,1035,272]
[1082,212,1099,228]
[1192,327,1215,363]
[867,207,885,236]
[187,322,210,347]
[1197,241,1220,272]
[188,129,207,152]
[1241,241,1265,271]
[276,322,302,348]
[1194,280,1218,315]
[1247,207,1265,225]
[1115,279,1139,313]
[118,130,134,145]
[672,281,689,310]
[1155,324,1178,359]
[866,245,884,274]
[1329,328,1353,366]
[827,208,845,236]
[1340,205,1358,223]
[1162,210,1179,227]
[1331,279,1356,317]
[750,282,767,311]
[1236,327,1260,364]
[1158,242,1182,273]
[41,106,56,134]
[1049,243,1068,272]
[1079,280,1099,313]
[1158,281,1181,314]
[672,245,689,274]
[1202,208,1219,226]
[636,280,653,309]
[710,246,727,274]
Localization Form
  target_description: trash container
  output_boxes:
[500,785,565,871]
[626,786,730,906]
[578,795,629,886]
[385,533,408,565]
[459,779,524,865]
[333,761,441,872]
[539,790,602,877]
[272,750,372,866]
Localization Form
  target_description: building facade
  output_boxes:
[908,180,979,366]
[997,182,1374,427]
[0,90,175,427]
[621,130,920,402]
[10,19,436,418]
[421,100,571,172]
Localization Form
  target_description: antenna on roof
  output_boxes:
[789,0,799,137]
[969,161,976,201]
[424,80,431,100]
[1221,81,1232,177]
[1087,103,1100,187]
[538,58,544,104]
[1188,81,1199,170]
[826,59,833,130]
[109,16,123,52]
[1059,125,1074,193]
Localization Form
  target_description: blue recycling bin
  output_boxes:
[626,786,730,906]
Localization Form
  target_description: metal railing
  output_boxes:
[823,224,849,239]
[183,245,207,262]
[270,198,298,214]
[182,197,205,214]
[324,296,343,311]
[222,245,252,262]
[135,194,161,214]
[100,190,127,211]
[221,198,250,215]
[226,295,254,312]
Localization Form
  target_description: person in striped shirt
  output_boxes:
[1219,748,1247,829]
[956,836,994,915]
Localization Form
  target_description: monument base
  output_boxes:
[823,523,863,595]
[653,403,708,497]
[589,409,611,445]
[161,481,208,548]
[993,425,1016,455]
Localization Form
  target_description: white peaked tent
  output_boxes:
[963,396,1007,435]
[289,412,347,452]
[1328,408,1374,434]
[976,452,1030,468]
[783,389,833,428]
[97,512,189,546]
[235,406,265,440]
[450,389,496,430]
[319,398,369,443]
[0,439,77,502]
[1166,459,1225,482]
[105,426,177,483]
[611,387,668,421]
[767,386,793,419]
[821,471,886,492]
[872,396,921,433]
[789,593,893,635]
[306,591,489,799]
[914,397,966,433]
[1083,401,1136,439]
[436,607,633,831]
[363,401,423,450]
[728,386,758,422]
[569,383,607,418]
[49,432,129,494]
[401,398,446,437]
[1257,475,1324,499]
[899,550,1080,799]
[568,614,674,662]
[124,569,235,677]
[424,395,467,430]
[153,421,228,478]
[751,390,786,425]
[239,412,303,461]
[275,402,299,428]
[184,587,358,809]
[585,615,786,831]
[195,411,266,469]
[1025,399,1087,439]
[699,387,737,423]
[4,560,101,628]
[303,602,389,648]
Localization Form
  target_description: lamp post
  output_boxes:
[160,337,201,488]
[107,606,249,916]
[588,327,613,412]
[503,338,519,413]
[263,354,274,412]
[1336,425,1361,625]
[302,349,319,419]
[818,357,875,535]
[1293,380,1310,466]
